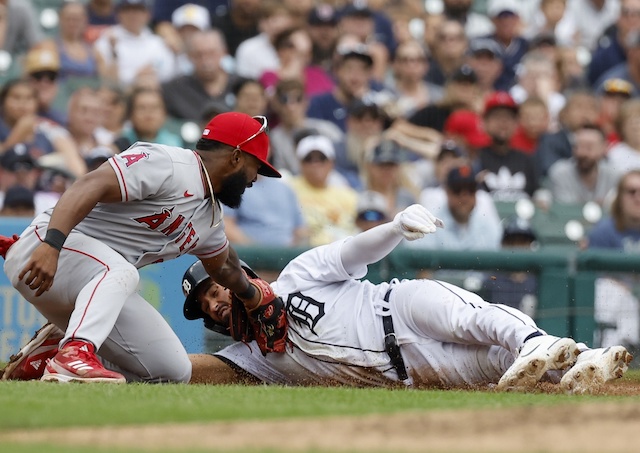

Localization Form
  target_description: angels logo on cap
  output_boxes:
[201,112,281,178]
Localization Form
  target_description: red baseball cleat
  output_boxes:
[41,340,126,384]
[1,323,63,381]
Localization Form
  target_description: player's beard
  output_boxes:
[216,168,249,209]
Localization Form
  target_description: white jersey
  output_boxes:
[272,239,392,368]
[63,142,228,267]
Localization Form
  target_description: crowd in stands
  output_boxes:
[3,0,640,347]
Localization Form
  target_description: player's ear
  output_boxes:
[230,148,243,168]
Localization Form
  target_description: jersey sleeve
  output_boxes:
[108,142,175,202]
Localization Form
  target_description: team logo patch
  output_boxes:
[286,292,325,336]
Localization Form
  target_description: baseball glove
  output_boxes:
[232,278,289,356]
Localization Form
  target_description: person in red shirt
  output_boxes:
[509,97,550,155]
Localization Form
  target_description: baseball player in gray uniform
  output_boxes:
[1,112,285,384]
[181,204,631,394]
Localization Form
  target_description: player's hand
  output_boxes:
[18,243,60,297]
[392,204,444,241]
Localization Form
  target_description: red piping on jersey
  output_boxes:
[111,158,129,201]
[196,238,229,258]
[35,227,111,342]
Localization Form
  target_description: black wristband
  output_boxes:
[43,228,67,252]
[236,282,257,300]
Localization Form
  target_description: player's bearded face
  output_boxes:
[216,168,251,208]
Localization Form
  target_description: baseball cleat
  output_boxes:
[498,335,580,391]
[1,323,64,381]
[41,340,126,384]
[560,346,633,395]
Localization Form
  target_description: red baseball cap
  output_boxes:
[444,110,491,148]
[483,91,518,116]
[201,112,281,178]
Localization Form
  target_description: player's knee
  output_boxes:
[110,262,140,293]
[158,355,192,383]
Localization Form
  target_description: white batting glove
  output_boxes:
[392,204,444,241]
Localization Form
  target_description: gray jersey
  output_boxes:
[71,142,228,267]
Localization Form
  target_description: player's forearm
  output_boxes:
[340,223,402,274]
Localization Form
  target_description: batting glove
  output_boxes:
[392,204,444,241]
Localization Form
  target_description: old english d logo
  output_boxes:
[286,292,325,336]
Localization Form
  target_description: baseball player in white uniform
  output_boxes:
[1,112,285,384]
[182,204,632,394]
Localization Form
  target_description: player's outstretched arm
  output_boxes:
[19,164,122,296]
[340,204,443,274]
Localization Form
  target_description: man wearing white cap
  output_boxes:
[289,135,358,246]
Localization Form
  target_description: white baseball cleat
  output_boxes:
[560,346,633,395]
[498,335,580,391]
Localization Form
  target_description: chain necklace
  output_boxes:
[197,154,223,228]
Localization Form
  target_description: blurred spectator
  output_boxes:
[481,217,539,317]
[465,38,503,96]
[232,78,268,118]
[442,0,494,39]
[337,99,388,189]
[23,46,66,126]
[595,29,640,95]
[85,0,118,44]
[0,185,35,217]
[352,0,398,57]
[509,97,550,155]
[162,29,236,121]
[281,0,314,27]
[363,139,418,216]
[152,0,228,26]
[307,3,340,73]
[547,124,618,205]
[41,1,106,81]
[524,0,578,47]
[585,169,640,349]
[337,3,390,83]
[597,78,633,144]
[409,65,482,134]
[259,27,334,97]
[443,109,491,160]
[306,40,379,132]
[478,91,539,201]
[167,3,213,76]
[510,51,566,129]
[426,19,469,87]
[535,90,600,177]
[288,134,358,246]
[354,190,391,232]
[480,0,529,91]
[421,140,469,189]
[587,0,640,87]
[0,0,43,55]
[607,98,640,175]
[0,144,39,194]
[211,0,260,56]
[96,83,127,142]
[568,0,620,51]
[94,0,177,88]
[66,87,114,157]
[410,164,502,250]
[223,175,308,246]
[117,87,183,149]
[386,39,443,118]
[556,44,590,92]
[268,78,343,176]
[0,79,86,178]
[234,0,295,79]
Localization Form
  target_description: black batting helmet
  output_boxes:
[182,260,259,334]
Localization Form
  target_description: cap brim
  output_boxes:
[257,160,282,178]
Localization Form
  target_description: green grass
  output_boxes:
[1,373,639,431]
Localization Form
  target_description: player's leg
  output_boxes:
[391,279,579,390]
[4,225,137,383]
[96,292,192,383]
